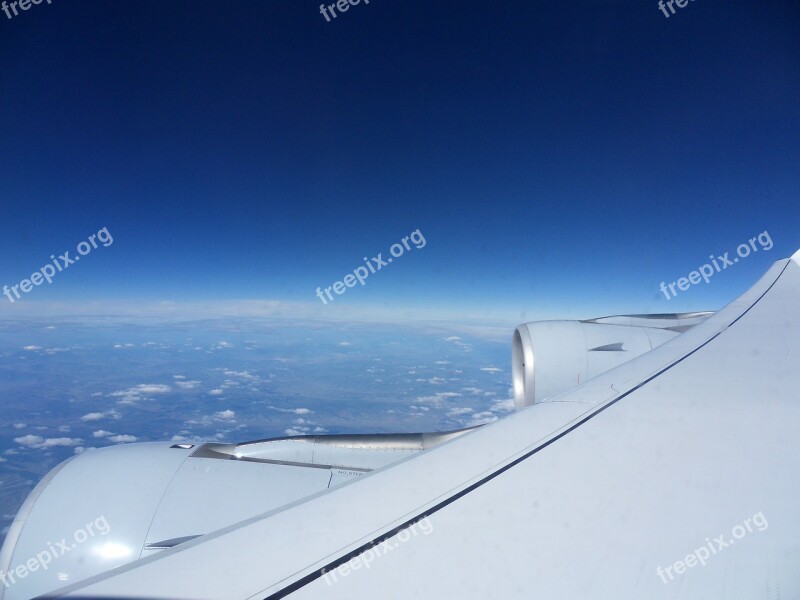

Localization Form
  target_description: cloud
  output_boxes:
[490,398,515,412]
[217,341,233,348]
[209,388,224,396]
[132,384,171,393]
[214,410,235,422]
[80,410,120,422]
[14,435,43,447]
[284,428,308,436]
[443,336,472,350]
[338,341,352,347]
[268,406,311,415]
[223,370,258,381]
[109,384,171,405]
[415,376,447,385]
[41,437,83,448]
[15,435,83,449]
[175,380,201,390]
[108,434,138,443]
[12,423,26,429]
[469,411,498,425]
[22,345,41,351]
[447,407,474,416]
[416,392,463,407]
[81,412,105,422]
[92,430,114,438]
[480,367,502,373]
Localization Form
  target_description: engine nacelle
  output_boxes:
[511,313,713,410]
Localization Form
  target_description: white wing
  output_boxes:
[40,251,800,599]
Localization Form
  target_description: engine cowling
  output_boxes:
[512,313,713,410]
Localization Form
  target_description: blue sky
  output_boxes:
[1,1,798,323]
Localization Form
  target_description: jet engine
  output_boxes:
[512,313,713,410]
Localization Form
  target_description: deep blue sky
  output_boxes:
[1,1,798,322]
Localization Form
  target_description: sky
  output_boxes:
[1,0,798,324]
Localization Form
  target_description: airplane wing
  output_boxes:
[33,250,800,598]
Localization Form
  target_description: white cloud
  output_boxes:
[92,430,114,438]
[14,435,43,447]
[490,398,515,412]
[217,341,233,348]
[223,370,258,380]
[480,367,502,373]
[417,392,463,407]
[80,410,120,422]
[109,384,171,405]
[108,434,138,443]
[284,428,308,436]
[214,410,235,422]
[12,423,26,429]
[16,435,83,449]
[469,411,498,425]
[22,345,41,351]
[136,384,171,394]
[338,341,352,347]
[267,406,312,415]
[40,437,83,448]
[209,388,224,396]
[443,336,472,350]
[415,376,447,385]
[175,380,201,390]
[81,412,105,422]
